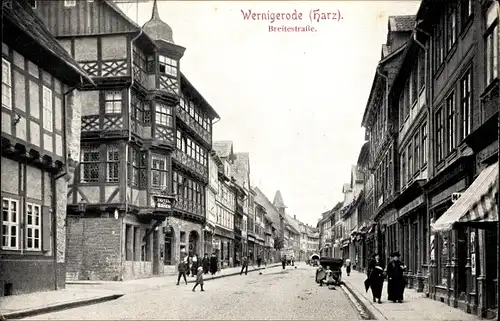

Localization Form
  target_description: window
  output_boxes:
[2,198,19,250]
[460,70,472,140]
[435,19,445,69]
[404,81,410,117]
[485,2,499,86]
[460,0,472,29]
[131,94,144,122]
[176,130,182,150]
[2,58,12,109]
[446,92,456,153]
[25,203,41,251]
[159,55,177,77]
[28,0,37,8]
[436,108,444,162]
[64,0,76,7]
[42,86,53,131]
[104,91,122,114]
[401,151,406,186]
[414,133,420,172]
[407,143,413,180]
[129,148,139,187]
[155,104,173,127]
[106,145,119,183]
[421,123,428,165]
[151,154,168,190]
[399,90,405,126]
[418,50,425,91]
[81,145,100,183]
[411,65,418,105]
[446,4,457,51]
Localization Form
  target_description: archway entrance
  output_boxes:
[188,230,200,256]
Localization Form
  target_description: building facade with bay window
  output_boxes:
[34,0,219,281]
[1,0,93,295]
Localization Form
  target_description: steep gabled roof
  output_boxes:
[181,73,220,119]
[213,141,233,159]
[273,190,286,208]
[254,187,282,228]
[388,15,415,32]
[232,152,250,189]
[3,0,94,86]
[284,213,300,235]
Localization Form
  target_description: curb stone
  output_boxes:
[2,294,124,320]
[341,278,387,321]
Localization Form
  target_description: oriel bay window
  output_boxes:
[155,103,173,127]
[485,1,499,87]
[104,91,122,114]
[151,154,168,191]
[446,92,456,153]
[81,144,100,183]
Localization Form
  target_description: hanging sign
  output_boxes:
[154,196,173,209]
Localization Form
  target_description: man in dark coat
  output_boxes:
[387,251,406,303]
[176,259,188,285]
[240,256,249,275]
[209,253,218,275]
[257,254,262,268]
[202,253,210,274]
[367,254,385,303]
[281,255,287,269]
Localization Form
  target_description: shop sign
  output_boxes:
[398,195,424,217]
[154,196,174,209]
[430,178,466,207]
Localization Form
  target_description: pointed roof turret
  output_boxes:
[142,0,175,44]
[273,190,286,209]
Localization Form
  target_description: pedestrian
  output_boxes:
[191,254,199,277]
[257,254,262,268]
[176,258,188,286]
[291,256,295,267]
[387,251,406,303]
[345,258,352,276]
[186,255,192,277]
[209,253,218,275]
[202,253,210,274]
[281,255,287,270]
[367,254,384,304]
[192,266,205,292]
[240,256,249,275]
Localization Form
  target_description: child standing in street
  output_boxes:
[192,266,204,292]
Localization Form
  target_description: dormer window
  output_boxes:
[159,55,177,77]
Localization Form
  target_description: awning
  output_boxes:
[431,162,498,232]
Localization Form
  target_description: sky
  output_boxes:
[118,0,421,226]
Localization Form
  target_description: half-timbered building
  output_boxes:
[1,0,93,295]
[34,0,218,281]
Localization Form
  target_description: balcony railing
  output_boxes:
[176,107,211,145]
[172,149,208,180]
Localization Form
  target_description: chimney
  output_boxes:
[294,215,296,220]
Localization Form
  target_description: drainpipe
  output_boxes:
[119,29,144,280]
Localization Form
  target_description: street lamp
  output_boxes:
[78,199,87,216]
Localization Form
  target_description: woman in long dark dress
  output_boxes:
[209,253,218,275]
[387,251,406,303]
[202,253,210,274]
[191,254,199,277]
[367,254,385,304]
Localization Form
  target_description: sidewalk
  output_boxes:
[341,268,481,320]
[0,263,281,319]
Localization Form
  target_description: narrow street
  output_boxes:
[23,266,361,320]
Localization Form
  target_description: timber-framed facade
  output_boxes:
[34,0,219,281]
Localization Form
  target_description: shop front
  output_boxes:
[431,161,498,318]
[341,238,350,261]
[248,234,256,263]
[213,225,234,268]
[393,185,428,292]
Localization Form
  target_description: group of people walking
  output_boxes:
[366,251,407,304]
[176,253,219,289]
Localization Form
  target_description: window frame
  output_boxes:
[446,3,458,52]
[42,86,53,131]
[460,69,472,141]
[436,107,444,162]
[151,154,168,190]
[80,144,100,183]
[158,55,178,77]
[155,103,173,127]
[25,203,41,251]
[414,132,420,173]
[2,58,12,110]
[2,198,20,250]
[104,91,122,114]
[421,122,428,166]
[485,2,499,86]
[460,0,473,31]
[446,91,456,153]
[106,145,120,183]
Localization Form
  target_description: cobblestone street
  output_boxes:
[23,266,361,320]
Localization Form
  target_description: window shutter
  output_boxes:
[42,206,52,252]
